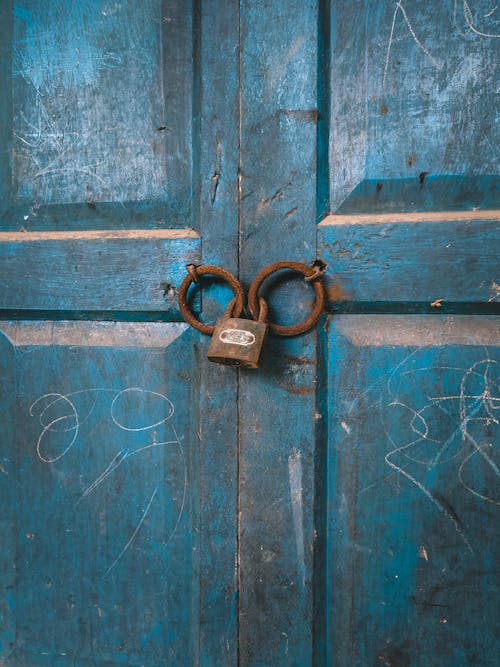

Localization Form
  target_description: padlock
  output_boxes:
[207,298,268,369]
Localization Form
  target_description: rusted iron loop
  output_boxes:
[257,297,268,323]
[223,297,239,319]
[304,260,326,283]
[178,265,245,335]
[186,263,200,283]
[247,261,326,336]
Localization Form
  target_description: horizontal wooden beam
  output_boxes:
[319,212,500,304]
[0,230,200,314]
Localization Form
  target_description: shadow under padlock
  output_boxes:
[207,297,268,369]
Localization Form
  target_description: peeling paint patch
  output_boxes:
[418,544,429,561]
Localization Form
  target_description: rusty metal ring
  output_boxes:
[178,265,245,335]
[247,261,326,336]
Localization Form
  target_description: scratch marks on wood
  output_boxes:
[29,386,187,575]
[11,0,192,205]
[489,282,500,302]
[383,1,441,88]
[288,449,305,587]
[383,1,499,91]
[461,0,500,37]
[418,544,429,561]
[284,206,298,220]
[104,485,158,577]
[341,348,499,552]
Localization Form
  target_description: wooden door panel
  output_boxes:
[0,321,205,665]
[316,315,499,666]
[328,0,499,213]
[1,0,194,229]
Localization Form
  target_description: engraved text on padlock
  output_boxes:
[207,317,267,369]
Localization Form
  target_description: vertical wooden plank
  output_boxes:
[238,1,320,663]
[0,331,15,661]
[196,1,240,663]
[0,0,12,215]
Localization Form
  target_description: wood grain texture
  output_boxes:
[0,322,201,665]
[320,315,500,666]
[238,1,321,663]
[319,212,500,303]
[11,0,193,217]
[0,230,200,313]
[328,1,500,212]
[1,1,241,664]
[195,1,240,663]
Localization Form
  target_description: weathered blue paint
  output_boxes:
[0,0,498,665]
[194,2,240,663]
[0,322,201,665]
[318,316,499,667]
[329,0,500,212]
[0,230,200,314]
[335,175,500,214]
[1,1,239,665]
[319,211,500,304]
[238,1,321,664]
[8,0,193,220]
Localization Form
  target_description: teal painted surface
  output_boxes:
[0,0,498,665]
[0,322,200,665]
[0,1,239,665]
[335,175,500,214]
[328,1,500,212]
[319,213,500,304]
[318,316,500,666]
[3,0,194,226]
[238,1,320,664]
[0,231,200,314]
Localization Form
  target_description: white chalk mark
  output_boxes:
[383,2,440,88]
[377,353,499,546]
[163,424,187,549]
[77,440,179,503]
[346,348,423,417]
[127,440,179,458]
[459,445,500,506]
[485,6,498,18]
[79,449,128,500]
[383,2,399,88]
[32,390,97,432]
[384,437,474,554]
[32,393,80,463]
[364,350,500,553]
[30,386,186,575]
[110,387,174,432]
[463,0,500,37]
[288,449,305,587]
[104,485,158,577]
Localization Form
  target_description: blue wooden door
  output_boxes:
[0,2,239,664]
[1,2,499,666]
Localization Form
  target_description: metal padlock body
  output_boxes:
[207,317,268,369]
